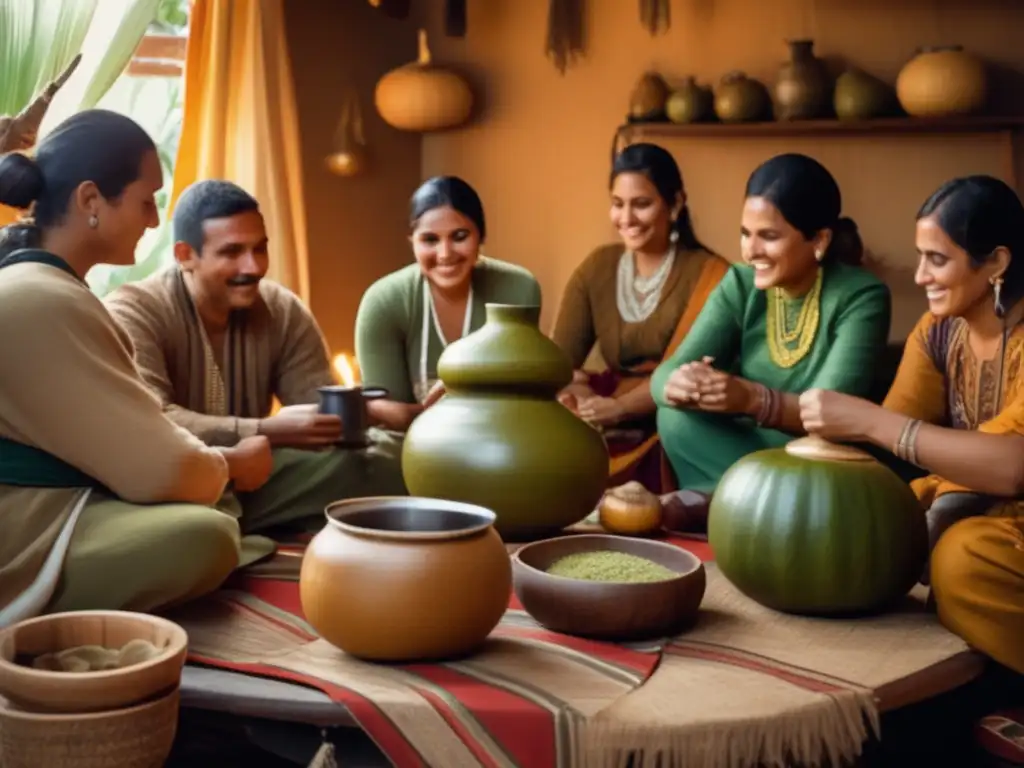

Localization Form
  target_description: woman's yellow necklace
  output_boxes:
[766,268,823,368]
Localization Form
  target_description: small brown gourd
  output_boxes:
[374,29,473,132]
[598,481,662,536]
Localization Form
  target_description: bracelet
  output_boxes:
[754,383,780,427]
[894,418,922,464]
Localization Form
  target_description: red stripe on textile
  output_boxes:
[187,653,428,767]
[405,663,558,768]
[666,644,848,693]
[494,625,659,673]
[412,685,506,768]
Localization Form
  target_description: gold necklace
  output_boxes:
[766,269,823,368]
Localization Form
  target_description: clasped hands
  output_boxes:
[662,357,754,414]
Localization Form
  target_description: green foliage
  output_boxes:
[0,0,97,115]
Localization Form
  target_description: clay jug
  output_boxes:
[834,67,895,120]
[714,72,771,123]
[773,40,831,120]
[666,77,713,124]
[629,72,670,121]
[402,304,610,540]
[896,46,987,117]
[300,497,511,662]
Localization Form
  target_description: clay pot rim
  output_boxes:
[512,533,704,586]
[324,495,498,542]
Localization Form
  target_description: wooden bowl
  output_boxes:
[0,611,188,714]
[512,534,706,641]
[0,686,180,768]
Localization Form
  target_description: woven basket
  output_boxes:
[0,686,179,768]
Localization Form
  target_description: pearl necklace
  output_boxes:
[616,247,675,324]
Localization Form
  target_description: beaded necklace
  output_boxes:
[766,268,823,368]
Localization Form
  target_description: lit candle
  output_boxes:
[332,353,359,388]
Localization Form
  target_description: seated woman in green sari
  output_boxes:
[355,176,541,432]
[651,153,892,529]
[799,175,1024,675]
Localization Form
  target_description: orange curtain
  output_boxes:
[170,0,310,302]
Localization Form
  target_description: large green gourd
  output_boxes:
[402,304,610,540]
[708,435,927,616]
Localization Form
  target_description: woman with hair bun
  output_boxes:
[355,175,542,433]
[800,174,1024,674]
[652,152,891,525]
[552,142,730,492]
[0,109,272,626]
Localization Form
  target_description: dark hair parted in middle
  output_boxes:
[410,175,486,241]
[745,153,863,266]
[917,174,1024,315]
[610,142,708,252]
[172,179,261,253]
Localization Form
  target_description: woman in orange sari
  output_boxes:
[800,175,1024,675]
[551,143,729,492]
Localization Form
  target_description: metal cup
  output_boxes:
[317,385,389,447]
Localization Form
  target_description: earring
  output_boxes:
[814,249,824,262]
[992,275,1005,318]
[669,229,679,244]
[88,214,98,229]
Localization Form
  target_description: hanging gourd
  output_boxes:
[707,435,928,616]
[324,87,368,178]
[374,29,473,132]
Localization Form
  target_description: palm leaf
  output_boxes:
[0,0,97,116]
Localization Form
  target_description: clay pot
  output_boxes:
[300,497,511,662]
[896,46,987,117]
[402,304,610,540]
[665,77,713,124]
[714,72,772,123]
[834,67,895,120]
[773,40,831,120]
[629,72,671,121]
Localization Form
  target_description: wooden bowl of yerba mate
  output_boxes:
[511,534,706,641]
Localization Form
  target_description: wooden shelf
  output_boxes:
[618,115,1024,140]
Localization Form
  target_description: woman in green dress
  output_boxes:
[651,153,892,529]
[355,176,542,432]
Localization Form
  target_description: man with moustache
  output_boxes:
[104,180,406,546]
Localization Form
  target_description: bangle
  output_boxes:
[894,418,922,464]
[754,383,778,427]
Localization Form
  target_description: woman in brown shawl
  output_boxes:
[552,143,728,492]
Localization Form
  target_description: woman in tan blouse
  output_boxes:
[552,142,729,492]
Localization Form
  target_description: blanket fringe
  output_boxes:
[308,729,339,768]
[582,690,879,768]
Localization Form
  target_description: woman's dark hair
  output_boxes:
[0,109,156,259]
[745,152,862,266]
[410,175,486,242]
[610,142,708,252]
[917,174,1024,315]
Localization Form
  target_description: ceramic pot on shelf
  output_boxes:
[300,496,511,662]
[896,45,987,117]
[714,72,772,123]
[773,39,831,120]
[666,77,714,124]
[402,303,610,540]
[834,66,895,120]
